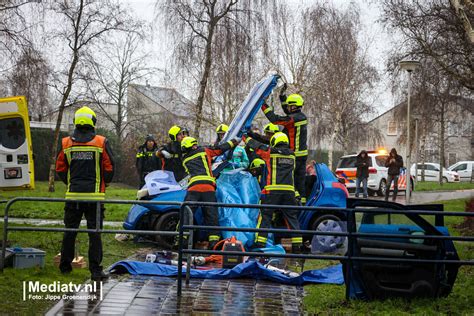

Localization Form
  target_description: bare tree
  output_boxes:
[381,0,474,91]
[83,31,155,142]
[46,0,132,192]
[9,48,51,121]
[311,7,378,169]
[159,0,241,138]
[0,1,29,54]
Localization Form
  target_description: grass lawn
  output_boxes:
[0,181,137,221]
[0,223,142,314]
[414,181,474,191]
[303,198,474,314]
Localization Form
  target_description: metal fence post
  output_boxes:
[345,209,356,300]
[176,203,185,297]
[1,200,10,272]
[185,206,193,285]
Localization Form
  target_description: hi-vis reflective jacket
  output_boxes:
[261,104,308,157]
[182,140,235,191]
[56,132,114,200]
[244,136,295,194]
[160,141,187,182]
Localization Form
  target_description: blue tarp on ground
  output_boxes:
[109,260,344,286]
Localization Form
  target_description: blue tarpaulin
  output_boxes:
[216,171,261,247]
[109,260,344,286]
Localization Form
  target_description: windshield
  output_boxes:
[0,117,26,150]
[338,157,357,168]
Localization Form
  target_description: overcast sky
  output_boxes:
[119,0,397,118]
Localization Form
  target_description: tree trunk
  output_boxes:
[438,102,446,185]
[193,23,216,139]
[420,130,426,182]
[47,48,80,192]
[328,125,339,171]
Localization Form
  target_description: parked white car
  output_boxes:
[410,163,459,183]
[448,161,473,182]
[336,151,413,197]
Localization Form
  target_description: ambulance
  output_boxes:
[0,96,35,189]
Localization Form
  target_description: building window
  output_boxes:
[387,121,397,136]
[448,153,457,166]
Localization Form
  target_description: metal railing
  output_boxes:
[176,201,474,298]
[0,197,193,276]
[1,197,473,300]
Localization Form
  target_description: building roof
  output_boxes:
[368,94,473,124]
[129,84,195,118]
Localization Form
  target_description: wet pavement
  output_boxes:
[46,275,304,315]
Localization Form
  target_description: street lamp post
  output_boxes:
[414,118,419,186]
[399,60,421,204]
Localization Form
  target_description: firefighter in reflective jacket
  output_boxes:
[56,106,114,281]
[247,158,267,190]
[245,123,279,162]
[243,132,302,252]
[159,125,189,182]
[262,93,308,204]
[136,134,162,188]
[181,136,238,249]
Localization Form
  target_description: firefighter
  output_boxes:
[245,123,279,162]
[159,125,189,182]
[214,124,229,145]
[248,158,267,190]
[136,134,162,188]
[262,92,308,204]
[180,136,238,249]
[243,132,302,253]
[56,106,114,281]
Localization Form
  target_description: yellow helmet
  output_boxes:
[168,125,189,141]
[270,132,289,147]
[74,106,97,127]
[249,158,266,169]
[216,124,229,134]
[181,136,198,150]
[263,123,279,134]
[286,94,304,107]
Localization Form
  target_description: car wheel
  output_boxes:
[153,211,179,248]
[377,179,386,196]
[368,189,376,197]
[442,177,448,184]
[310,214,346,252]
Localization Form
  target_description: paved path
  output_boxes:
[46,275,304,315]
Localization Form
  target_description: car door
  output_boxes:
[425,164,438,181]
[452,163,469,181]
[345,199,459,299]
[220,74,280,143]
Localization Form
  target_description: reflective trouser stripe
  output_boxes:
[65,192,105,200]
[301,197,307,204]
[208,235,220,241]
[291,237,303,244]
[263,106,272,114]
[256,236,267,243]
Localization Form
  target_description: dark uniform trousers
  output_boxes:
[257,192,301,241]
[60,202,105,274]
[295,156,307,201]
[184,190,220,239]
